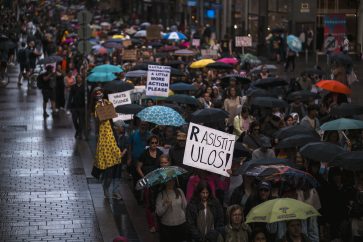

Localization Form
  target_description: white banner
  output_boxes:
[183,123,236,177]
[146,65,171,97]
[108,90,132,121]
[235,36,253,47]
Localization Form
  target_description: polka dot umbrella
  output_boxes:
[136,105,186,127]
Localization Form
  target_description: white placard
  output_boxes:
[146,65,171,97]
[183,123,236,177]
[235,36,252,47]
[192,38,200,47]
[108,90,132,121]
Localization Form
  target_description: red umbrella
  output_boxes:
[217,57,239,65]
[315,80,351,94]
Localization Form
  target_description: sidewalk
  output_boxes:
[0,65,118,241]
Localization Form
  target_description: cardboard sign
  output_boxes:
[183,123,236,177]
[123,49,138,61]
[192,38,200,47]
[122,39,132,48]
[201,49,219,59]
[146,25,162,40]
[235,36,253,47]
[108,91,133,121]
[96,102,117,121]
[146,65,171,97]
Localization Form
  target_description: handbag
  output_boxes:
[91,165,103,179]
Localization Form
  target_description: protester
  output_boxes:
[38,65,56,117]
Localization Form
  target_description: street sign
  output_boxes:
[77,40,92,54]
[77,27,92,39]
[235,36,253,47]
[77,10,92,25]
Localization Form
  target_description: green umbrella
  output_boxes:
[91,64,123,73]
[320,118,363,131]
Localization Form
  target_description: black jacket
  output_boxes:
[67,84,85,109]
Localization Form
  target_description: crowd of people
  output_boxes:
[1,1,363,242]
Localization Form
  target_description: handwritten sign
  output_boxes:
[183,123,235,177]
[235,36,252,47]
[192,39,200,47]
[146,25,162,40]
[96,103,117,121]
[108,91,133,121]
[123,49,138,61]
[146,65,171,97]
[201,49,218,59]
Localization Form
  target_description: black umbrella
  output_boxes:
[190,108,229,123]
[287,90,320,102]
[299,142,346,162]
[115,104,143,114]
[0,40,17,50]
[251,97,287,108]
[330,103,363,117]
[301,68,326,76]
[125,70,147,78]
[275,134,320,149]
[133,63,184,76]
[166,60,185,67]
[103,42,122,49]
[330,53,353,67]
[330,151,363,171]
[206,62,233,70]
[103,80,134,93]
[131,38,143,45]
[253,77,288,89]
[274,125,319,139]
[148,42,163,48]
[165,94,200,106]
[220,74,251,84]
[154,52,169,58]
[170,82,196,91]
[245,88,277,98]
[233,142,251,158]
[237,158,295,175]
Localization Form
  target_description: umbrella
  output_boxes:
[190,108,229,123]
[174,49,196,56]
[287,35,302,52]
[251,97,288,108]
[140,22,151,29]
[221,74,251,85]
[92,64,123,73]
[103,42,122,49]
[125,70,147,78]
[87,72,116,82]
[159,46,179,52]
[330,151,363,171]
[330,53,353,67]
[125,28,137,35]
[246,198,320,224]
[190,59,215,69]
[112,34,125,39]
[166,60,185,67]
[136,166,188,190]
[274,125,319,139]
[38,55,63,65]
[300,142,346,162]
[251,64,278,73]
[275,134,320,149]
[217,57,239,65]
[271,27,285,33]
[238,158,294,175]
[163,32,187,41]
[94,47,108,55]
[287,90,319,102]
[330,103,363,117]
[134,30,147,38]
[233,142,251,158]
[246,88,276,98]
[102,80,134,92]
[301,68,326,76]
[136,105,186,127]
[115,104,143,114]
[315,80,351,94]
[170,82,197,91]
[165,94,200,106]
[240,53,261,64]
[320,118,363,131]
[133,62,159,71]
[253,77,288,89]
[0,40,17,50]
[206,62,233,70]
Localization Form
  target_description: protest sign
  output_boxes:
[183,123,235,177]
[146,65,171,97]
[235,36,253,47]
[108,91,133,121]
[146,25,162,40]
[201,49,219,59]
[123,49,138,61]
[192,38,200,47]
[95,102,117,121]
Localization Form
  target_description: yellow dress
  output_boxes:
[95,100,122,170]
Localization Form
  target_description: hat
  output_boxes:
[260,136,272,148]
[258,181,271,190]
[176,132,187,141]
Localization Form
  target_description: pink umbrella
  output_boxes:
[217,57,239,65]
[180,41,190,48]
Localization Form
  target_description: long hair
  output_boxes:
[191,180,214,202]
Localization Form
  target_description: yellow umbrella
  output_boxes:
[190,59,215,69]
[112,34,125,39]
[246,198,320,224]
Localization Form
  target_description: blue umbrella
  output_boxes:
[92,64,123,73]
[87,72,116,82]
[163,31,187,40]
[320,118,363,131]
[170,82,196,91]
[287,35,302,52]
[136,105,186,127]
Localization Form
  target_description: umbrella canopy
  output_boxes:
[165,94,200,106]
[330,151,363,171]
[125,70,147,78]
[301,68,326,76]
[287,90,319,102]
[246,88,276,98]
[330,53,353,67]
[300,142,346,162]
[315,80,351,94]
[115,104,144,114]
[240,53,261,64]
[217,57,239,65]
[190,108,229,123]
[238,158,294,175]
[163,31,187,40]
[102,81,134,93]
[159,46,179,52]
[0,40,17,50]
[37,55,63,65]
[251,64,277,73]
[190,59,215,69]
[253,77,288,89]
[275,134,321,149]
[166,60,185,67]
[87,72,116,82]
[221,74,251,84]
[206,62,234,70]
[170,82,197,91]
[251,97,288,108]
[287,35,302,52]
[92,64,123,73]
[330,103,363,117]
[320,118,363,131]
[136,105,186,127]
[174,49,196,56]
[246,198,320,224]
[136,166,188,190]
[233,142,252,158]
[112,34,125,39]
[103,41,122,49]
[274,125,319,139]
[134,30,147,38]
[140,22,151,29]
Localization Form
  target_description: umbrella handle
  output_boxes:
[341,131,351,147]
